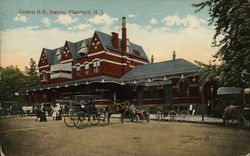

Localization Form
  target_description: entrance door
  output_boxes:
[164,85,172,104]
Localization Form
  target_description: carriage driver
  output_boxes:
[129,104,137,115]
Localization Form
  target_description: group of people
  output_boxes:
[35,103,62,122]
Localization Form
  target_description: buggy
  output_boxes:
[63,95,106,129]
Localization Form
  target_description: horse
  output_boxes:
[222,105,246,127]
[104,101,130,124]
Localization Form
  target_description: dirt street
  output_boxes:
[0,117,249,156]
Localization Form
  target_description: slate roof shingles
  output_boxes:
[121,58,200,81]
[42,31,149,65]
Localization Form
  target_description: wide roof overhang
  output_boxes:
[23,71,200,93]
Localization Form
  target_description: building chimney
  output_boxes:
[173,50,176,60]
[151,55,154,63]
[112,32,118,49]
[122,17,127,54]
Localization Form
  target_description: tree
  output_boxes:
[194,60,220,82]
[193,0,250,87]
[0,66,26,103]
[24,58,39,87]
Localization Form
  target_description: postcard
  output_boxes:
[0,0,249,156]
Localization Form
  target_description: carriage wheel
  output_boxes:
[167,111,178,122]
[98,113,107,126]
[179,110,190,121]
[75,114,88,129]
[132,115,139,122]
[64,113,77,127]
[89,114,99,126]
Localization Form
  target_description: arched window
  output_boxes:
[76,64,81,76]
[84,63,89,74]
[42,71,47,81]
[93,60,100,73]
[179,79,189,97]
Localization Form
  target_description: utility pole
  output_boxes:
[200,82,205,122]
[202,84,204,122]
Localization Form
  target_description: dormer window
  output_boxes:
[126,39,130,52]
[93,60,100,73]
[78,41,88,55]
[56,49,61,61]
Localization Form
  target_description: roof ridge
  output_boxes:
[95,30,111,37]
[51,47,64,51]
[134,58,184,67]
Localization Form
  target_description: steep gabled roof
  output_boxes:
[95,31,149,61]
[121,59,200,81]
[42,30,149,65]
[70,38,92,60]
[43,48,54,64]
[50,47,64,64]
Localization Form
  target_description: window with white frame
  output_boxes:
[84,63,89,74]
[42,71,47,81]
[76,64,81,76]
[93,60,100,73]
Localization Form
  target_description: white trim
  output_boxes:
[38,65,50,69]
[88,50,106,57]
[38,50,147,70]
[61,59,73,63]
[87,50,148,65]
[105,51,148,64]
[102,59,121,65]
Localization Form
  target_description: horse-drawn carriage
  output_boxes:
[102,100,150,124]
[218,87,250,128]
[154,105,190,122]
[63,95,106,129]
[121,104,150,122]
[64,97,151,128]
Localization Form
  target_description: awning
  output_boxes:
[217,87,243,95]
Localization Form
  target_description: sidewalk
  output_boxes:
[112,114,223,125]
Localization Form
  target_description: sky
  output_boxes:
[0,0,218,70]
